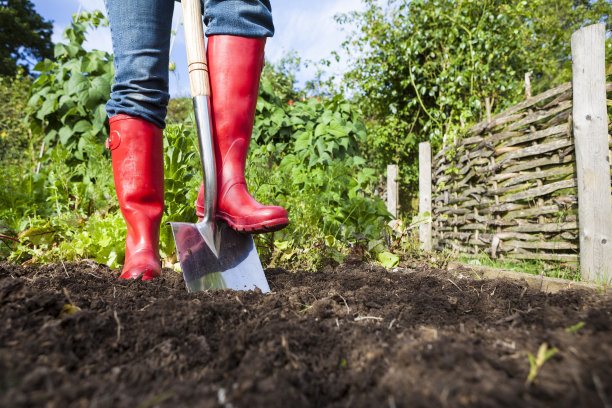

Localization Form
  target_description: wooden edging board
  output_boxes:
[447,261,607,294]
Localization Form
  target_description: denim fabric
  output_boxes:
[105,0,274,128]
[203,0,273,38]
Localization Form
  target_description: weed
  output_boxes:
[526,343,559,385]
[565,322,585,334]
[297,303,312,314]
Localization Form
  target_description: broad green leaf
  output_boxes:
[36,96,58,120]
[327,121,348,137]
[377,251,400,268]
[73,120,91,133]
[92,104,107,131]
[66,73,88,95]
[58,126,73,145]
[314,123,327,138]
[294,131,311,152]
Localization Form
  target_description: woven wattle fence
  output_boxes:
[413,24,611,282]
[429,81,612,266]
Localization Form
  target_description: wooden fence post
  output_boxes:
[571,23,612,283]
[525,72,532,99]
[386,164,398,218]
[419,142,432,251]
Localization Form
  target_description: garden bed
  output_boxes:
[1,260,610,407]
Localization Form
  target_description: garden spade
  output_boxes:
[168,0,270,294]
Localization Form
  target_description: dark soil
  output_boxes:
[0,261,610,408]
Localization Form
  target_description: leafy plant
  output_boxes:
[0,71,37,166]
[57,212,126,268]
[565,322,585,334]
[247,82,392,269]
[159,124,201,260]
[28,10,112,165]
[526,342,559,385]
[377,251,400,268]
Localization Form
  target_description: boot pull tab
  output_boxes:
[105,130,121,150]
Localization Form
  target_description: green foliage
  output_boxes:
[260,52,340,103]
[57,212,126,268]
[6,10,119,228]
[2,143,116,264]
[0,163,46,260]
[0,10,121,266]
[565,321,585,334]
[248,71,392,268]
[339,0,612,206]
[457,251,580,281]
[0,71,36,166]
[28,10,112,164]
[522,0,612,88]
[159,124,201,258]
[8,211,126,269]
[166,97,192,124]
[377,251,400,268]
[260,52,304,104]
[526,343,559,385]
[0,0,53,76]
[3,123,199,268]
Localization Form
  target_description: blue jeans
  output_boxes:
[104,0,274,128]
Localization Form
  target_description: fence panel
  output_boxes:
[430,82,612,268]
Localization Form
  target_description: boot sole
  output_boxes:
[119,267,161,280]
[217,215,289,234]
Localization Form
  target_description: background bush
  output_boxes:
[0,73,35,166]
[338,0,612,209]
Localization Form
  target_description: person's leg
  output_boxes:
[195,0,288,233]
[104,0,174,279]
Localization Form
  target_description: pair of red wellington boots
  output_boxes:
[107,36,289,280]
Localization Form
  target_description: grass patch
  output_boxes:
[456,252,581,282]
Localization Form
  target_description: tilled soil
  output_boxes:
[0,260,610,408]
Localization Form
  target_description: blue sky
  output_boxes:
[31,0,364,97]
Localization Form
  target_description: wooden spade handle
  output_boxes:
[181,0,210,97]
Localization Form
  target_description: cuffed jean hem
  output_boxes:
[203,0,274,38]
[175,0,274,37]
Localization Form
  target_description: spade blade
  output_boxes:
[169,220,270,293]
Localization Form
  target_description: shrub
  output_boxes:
[0,72,36,167]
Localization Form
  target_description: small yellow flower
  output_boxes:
[0,131,7,139]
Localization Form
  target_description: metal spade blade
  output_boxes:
[169,220,270,293]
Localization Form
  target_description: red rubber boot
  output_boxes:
[195,36,288,233]
[108,114,164,280]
